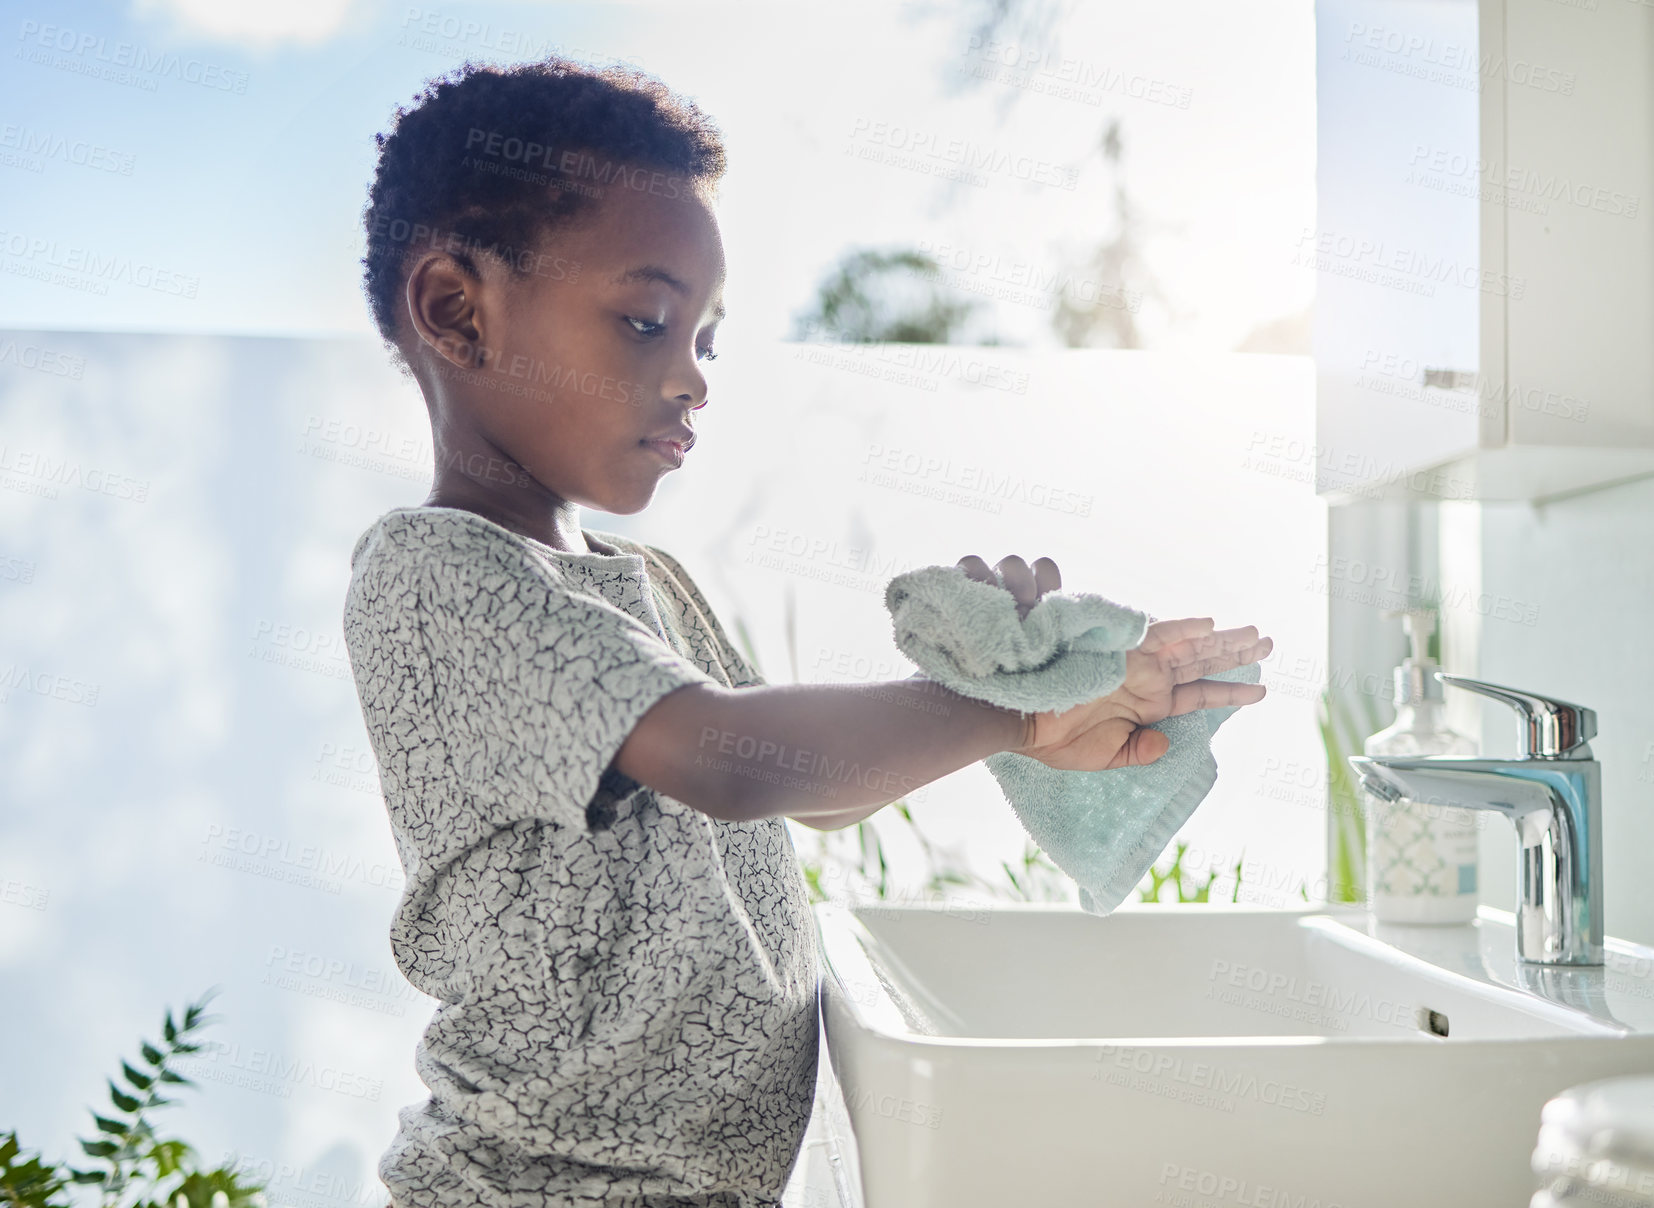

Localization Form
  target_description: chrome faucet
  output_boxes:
[1348,673,1602,967]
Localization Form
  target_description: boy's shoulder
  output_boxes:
[350,506,520,577]
[348,508,688,608]
[348,507,615,616]
[344,509,762,685]
[346,504,713,599]
[352,508,670,569]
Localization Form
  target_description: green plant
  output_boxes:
[0,1136,69,1208]
[892,801,966,891]
[1,989,268,1208]
[998,839,1072,903]
[853,818,889,900]
[1320,682,1385,905]
[797,798,1025,908]
[1138,841,1235,903]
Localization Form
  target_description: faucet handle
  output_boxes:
[1435,672,1596,758]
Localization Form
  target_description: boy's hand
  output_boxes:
[954,554,1270,772]
[1016,617,1271,770]
[956,552,1062,619]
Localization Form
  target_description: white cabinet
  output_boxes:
[1314,0,1654,503]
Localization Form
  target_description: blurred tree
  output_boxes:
[805,1,1175,348]
[944,0,1067,115]
[950,0,1168,348]
[790,248,986,344]
[1048,118,1164,349]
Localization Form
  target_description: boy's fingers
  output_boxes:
[958,553,1061,618]
[1168,678,1268,715]
[1170,639,1274,685]
[995,555,1034,608]
[1140,616,1214,653]
[1161,626,1263,667]
[1031,556,1061,597]
[1112,727,1170,768]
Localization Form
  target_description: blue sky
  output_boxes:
[1,0,1314,348]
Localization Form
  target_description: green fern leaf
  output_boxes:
[122,1060,154,1091]
[109,1079,142,1113]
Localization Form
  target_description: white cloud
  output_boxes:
[130,0,366,49]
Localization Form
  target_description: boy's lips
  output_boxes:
[641,430,693,466]
[640,428,696,460]
[642,427,696,451]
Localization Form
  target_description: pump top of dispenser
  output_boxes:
[1384,608,1442,706]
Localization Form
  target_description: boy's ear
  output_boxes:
[405,252,493,372]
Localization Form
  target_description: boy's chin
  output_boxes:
[597,486,661,516]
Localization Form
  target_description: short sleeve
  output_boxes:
[408,547,718,833]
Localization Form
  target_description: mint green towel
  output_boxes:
[884,564,1259,914]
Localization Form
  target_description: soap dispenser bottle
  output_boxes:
[1363,609,1480,924]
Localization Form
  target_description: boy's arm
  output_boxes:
[784,802,886,831]
[611,675,1029,825]
[770,671,969,830]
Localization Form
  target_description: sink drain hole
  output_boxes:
[1416,1007,1450,1037]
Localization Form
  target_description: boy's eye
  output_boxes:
[624,316,717,361]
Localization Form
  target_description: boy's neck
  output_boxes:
[422,483,595,554]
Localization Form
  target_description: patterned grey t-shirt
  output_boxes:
[341,506,820,1208]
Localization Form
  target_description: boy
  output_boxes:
[344,57,1269,1208]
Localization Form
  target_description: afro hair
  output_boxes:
[360,56,728,373]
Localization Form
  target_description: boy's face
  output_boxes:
[413,167,726,521]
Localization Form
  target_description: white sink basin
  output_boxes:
[814,901,1654,1208]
